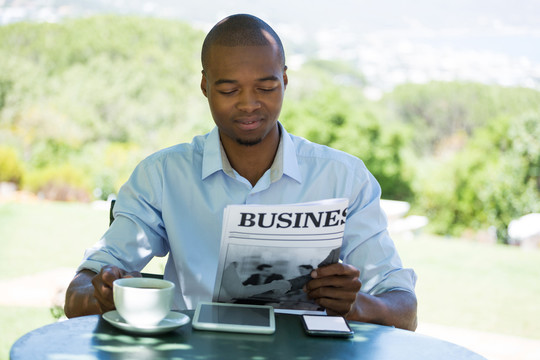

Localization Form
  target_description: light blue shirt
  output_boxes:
[79,124,416,310]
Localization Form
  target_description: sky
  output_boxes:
[2,0,540,95]
[3,0,539,58]
[130,0,540,61]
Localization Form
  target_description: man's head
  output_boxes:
[201,14,285,73]
[200,14,288,148]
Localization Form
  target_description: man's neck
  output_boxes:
[220,126,280,186]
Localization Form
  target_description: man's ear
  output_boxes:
[200,70,208,97]
[283,66,288,89]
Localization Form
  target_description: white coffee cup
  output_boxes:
[113,277,175,327]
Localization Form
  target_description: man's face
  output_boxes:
[201,44,287,148]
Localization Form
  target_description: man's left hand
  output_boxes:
[304,263,362,317]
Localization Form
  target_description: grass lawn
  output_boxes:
[394,234,540,339]
[0,201,109,279]
[1,201,539,359]
[0,201,165,360]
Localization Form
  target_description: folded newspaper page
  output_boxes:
[212,198,349,314]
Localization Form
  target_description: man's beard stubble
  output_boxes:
[236,137,262,147]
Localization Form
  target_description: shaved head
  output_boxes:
[201,14,286,72]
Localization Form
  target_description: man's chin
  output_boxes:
[236,137,262,146]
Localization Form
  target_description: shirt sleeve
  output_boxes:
[341,161,417,296]
[77,158,169,274]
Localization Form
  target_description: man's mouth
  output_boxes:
[236,118,262,131]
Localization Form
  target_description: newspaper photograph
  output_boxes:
[212,198,349,313]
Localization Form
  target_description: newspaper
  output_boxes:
[212,198,349,314]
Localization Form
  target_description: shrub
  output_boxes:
[23,164,92,202]
[0,146,24,185]
[413,112,540,242]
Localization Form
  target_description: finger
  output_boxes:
[315,297,354,317]
[307,287,359,317]
[95,288,115,312]
[91,277,115,313]
[306,286,359,302]
[305,275,361,293]
[304,278,360,317]
[311,263,359,279]
[123,271,142,279]
[100,266,126,287]
[92,266,125,313]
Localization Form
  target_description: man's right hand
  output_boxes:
[91,265,142,313]
[64,266,141,318]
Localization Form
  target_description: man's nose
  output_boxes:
[237,90,261,112]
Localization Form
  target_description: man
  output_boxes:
[64,14,417,331]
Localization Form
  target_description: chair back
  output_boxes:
[109,199,116,226]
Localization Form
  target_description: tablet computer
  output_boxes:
[192,302,275,334]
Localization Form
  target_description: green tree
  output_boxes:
[282,62,413,200]
[384,82,540,156]
[0,15,211,199]
[414,112,540,241]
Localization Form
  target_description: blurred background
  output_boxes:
[1,1,539,359]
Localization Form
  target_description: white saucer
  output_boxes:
[102,310,191,335]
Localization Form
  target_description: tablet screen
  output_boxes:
[198,303,270,326]
[192,302,275,334]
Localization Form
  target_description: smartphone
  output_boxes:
[301,314,354,338]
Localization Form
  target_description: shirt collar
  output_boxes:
[201,123,302,184]
[278,123,302,183]
[201,126,223,180]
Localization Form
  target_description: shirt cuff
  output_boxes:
[367,267,417,296]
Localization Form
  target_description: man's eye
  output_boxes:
[219,89,237,95]
[259,88,276,92]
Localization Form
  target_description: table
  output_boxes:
[11,311,487,360]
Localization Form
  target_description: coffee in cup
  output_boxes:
[113,277,175,327]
